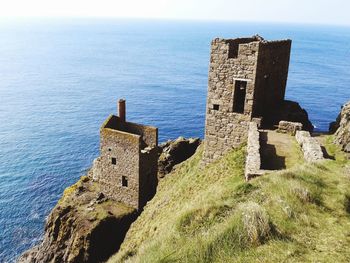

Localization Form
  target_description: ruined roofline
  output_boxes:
[101,115,141,137]
[212,35,291,45]
[101,114,158,148]
[102,114,157,133]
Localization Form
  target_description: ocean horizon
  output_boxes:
[0,18,350,262]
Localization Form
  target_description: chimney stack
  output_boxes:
[118,99,126,122]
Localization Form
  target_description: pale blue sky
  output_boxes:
[0,0,349,26]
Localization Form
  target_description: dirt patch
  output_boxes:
[260,130,302,170]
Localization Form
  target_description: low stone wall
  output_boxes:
[245,122,263,180]
[277,120,302,135]
[295,131,324,162]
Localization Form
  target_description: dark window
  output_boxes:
[228,42,239,58]
[111,157,116,165]
[233,80,247,113]
[108,148,111,152]
[122,176,128,187]
[213,104,219,110]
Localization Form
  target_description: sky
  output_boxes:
[0,0,349,26]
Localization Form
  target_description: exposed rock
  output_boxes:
[264,100,314,132]
[158,137,201,177]
[330,101,350,152]
[17,174,138,263]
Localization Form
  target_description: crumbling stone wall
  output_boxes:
[295,131,324,162]
[277,120,303,135]
[245,122,263,180]
[203,36,292,164]
[92,115,158,210]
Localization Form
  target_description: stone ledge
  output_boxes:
[245,122,264,181]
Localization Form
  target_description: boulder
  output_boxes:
[330,101,350,152]
[158,137,201,177]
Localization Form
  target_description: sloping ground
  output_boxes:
[108,136,350,263]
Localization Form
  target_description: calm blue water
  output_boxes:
[0,18,349,262]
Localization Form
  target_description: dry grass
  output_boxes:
[107,136,350,263]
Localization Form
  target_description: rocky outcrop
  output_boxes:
[330,101,350,152]
[158,137,201,177]
[264,100,314,131]
[18,175,137,263]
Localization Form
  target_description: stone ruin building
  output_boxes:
[203,35,293,164]
[92,99,159,210]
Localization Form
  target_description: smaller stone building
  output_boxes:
[92,100,158,210]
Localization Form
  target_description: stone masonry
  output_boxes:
[277,120,303,136]
[295,131,324,162]
[245,122,264,181]
[203,35,292,164]
[92,100,158,210]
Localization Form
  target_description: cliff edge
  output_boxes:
[18,174,138,263]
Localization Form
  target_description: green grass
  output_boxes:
[108,136,350,263]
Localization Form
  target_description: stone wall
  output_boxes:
[203,37,259,164]
[139,147,158,208]
[93,128,141,209]
[245,122,263,180]
[277,120,303,135]
[295,131,324,162]
[253,40,292,118]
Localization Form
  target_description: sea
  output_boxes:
[0,18,349,262]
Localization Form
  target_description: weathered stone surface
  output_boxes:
[277,120,303,135]
[295,131,324,162]
[158,137,201,177]
[331,101,350,152]
[92,114,158,210]
[17,175,137,263]
[203,36,292,164]
[245,122,263,180]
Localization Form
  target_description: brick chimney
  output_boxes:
[118,99,126,122]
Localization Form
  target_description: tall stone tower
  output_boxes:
[92,99,158,210]
[203,36,292,164]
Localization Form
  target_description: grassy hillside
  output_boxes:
[108,136,350,263]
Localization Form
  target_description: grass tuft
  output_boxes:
[239,202,271,245]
